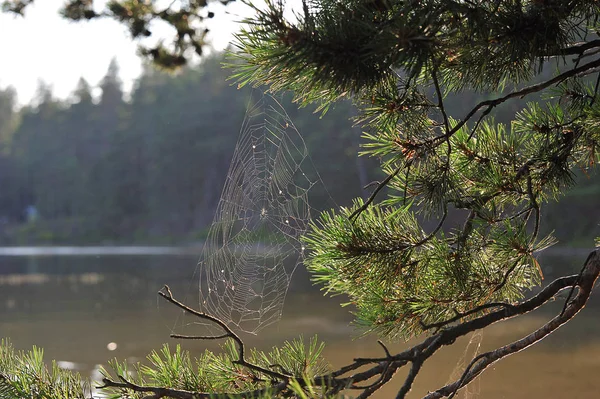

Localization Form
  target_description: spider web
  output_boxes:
[197,95,319,334]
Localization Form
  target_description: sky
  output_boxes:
[0,0,247,105]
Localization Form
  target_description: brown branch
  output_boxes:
[170,333,230,340]
[355,364,397,399]
[158,286,289,381]
[432,65,450,135]
[423,249,600,399]
[431,56,600,145]
[420,302,516,331]
[395,359,423,399]
[98,376,205,399]
[560,250,598,317]
[555,39,600,57]
[349,164,403,220]
[98,375,287,399]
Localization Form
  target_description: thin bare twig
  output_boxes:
[432,65,450,135]
[420,302,516,331]
[395,359,423,399]
[97,376,287,399]
[560,250,598,316]
[158,286,289,381]
[349,164,403,220]
[431,56,600,145]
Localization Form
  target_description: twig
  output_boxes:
[98,376,287,399]
[560,250,597,316]
[445,353,487,399]
[415,206,448,247]
[158,286,289,381]
[420,302,516,331]
[396,359,424,399]
[558,39,600,57]
[98,375,204,399]
[526,174,540,243]
[430,56,600,145]
[431,65,450,135]
[377,340,392,358]
[169,333,230,340]
[349,164,403,220]
[355,363,398,399]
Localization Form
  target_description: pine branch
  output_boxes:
[435,56,600,144]
[98,375,287,399]
[333,249,598,399]
[349,164,404,220]
[425,249,600,399]
[157,286,290,381]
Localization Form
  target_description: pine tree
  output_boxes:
[232,0,600,338]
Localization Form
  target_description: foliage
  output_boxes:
[1,0,233,69]
[304,199,553,338]
[0,337,331,399]
[0,339,90,398]
[99,338,329,399]
[233,0,600,340]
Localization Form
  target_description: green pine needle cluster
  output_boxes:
[0,339,91,398]
[304,201,553,338]
[0,337,330,399]
[100,337,330,398]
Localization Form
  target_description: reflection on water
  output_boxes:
[0,250,599,398]
[0,246,200,256]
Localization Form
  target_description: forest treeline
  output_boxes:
[0,55,377,244]
[0,54,597,245]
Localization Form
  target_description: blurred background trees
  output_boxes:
[0,54,378,244]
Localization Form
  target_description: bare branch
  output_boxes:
[420,302,516,331]
[556,39,600,57]
[395,359,423,399]
[98,376,287,399]
[158,286,289,381]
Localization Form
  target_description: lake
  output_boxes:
[1,248,599,398]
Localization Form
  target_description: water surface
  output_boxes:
[1,249,598,398]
